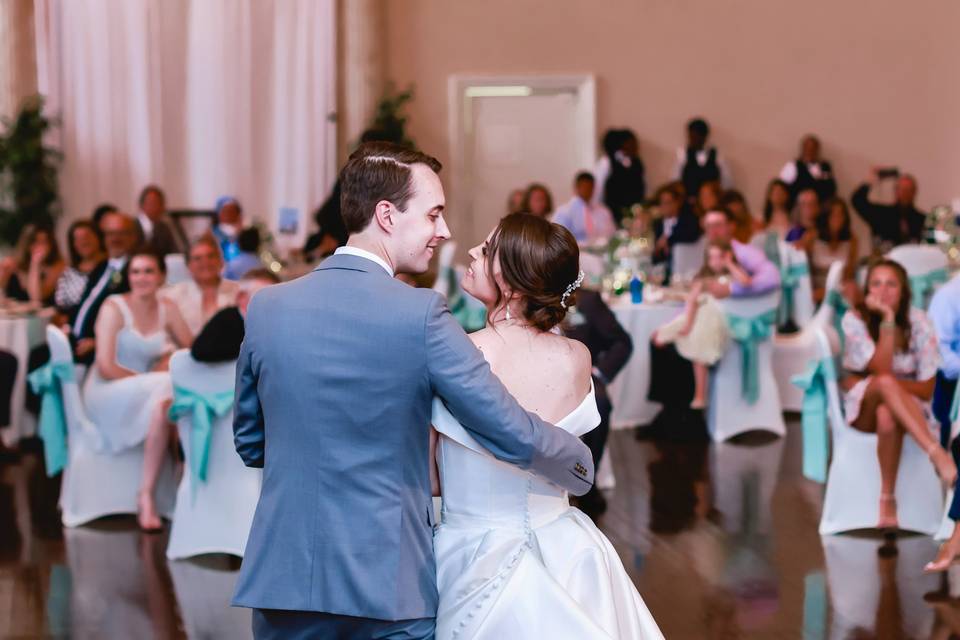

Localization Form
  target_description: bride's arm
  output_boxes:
[429,427,441,497]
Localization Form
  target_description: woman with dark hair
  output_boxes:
[54,220,106,317]
[0,225,65,305]
[840,258,954,534]
[81,249,192,529]
[799,197,858,303]
[719,189,757,244]
[430,213,664,638]
[762,179,793,239]
[521,182,554,218]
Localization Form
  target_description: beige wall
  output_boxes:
[384,0,960,229]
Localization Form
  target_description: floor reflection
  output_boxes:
[1,419,957,638]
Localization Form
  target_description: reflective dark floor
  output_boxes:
[2,419,959,639]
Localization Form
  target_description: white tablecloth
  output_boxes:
[0,313,49,446]
[607,298,685,430]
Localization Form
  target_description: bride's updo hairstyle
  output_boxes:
[485,213,580,332]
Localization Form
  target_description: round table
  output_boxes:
[0,311,50,446]
[606,297,685,430]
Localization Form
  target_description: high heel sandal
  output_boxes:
[877,493,898,535]
[924,542,960,573]
[927,443,959,487]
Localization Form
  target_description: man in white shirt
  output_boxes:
[673,118,732,199]
[552,172,617,244]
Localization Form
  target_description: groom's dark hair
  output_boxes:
[340,142,442,234]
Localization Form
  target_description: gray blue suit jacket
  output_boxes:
[231,253,595,621]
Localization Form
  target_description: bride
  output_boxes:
[430,213,663,639]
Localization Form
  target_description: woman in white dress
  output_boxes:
[430,213,663,639]
[82,250,192,528]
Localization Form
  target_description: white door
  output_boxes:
[450,77,595,254]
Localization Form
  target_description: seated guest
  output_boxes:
[552,172,617,243]
[135,184,181,257]
[562,287,633,519]
[652,181,701,264]
[211,196,244,262]
[925,273,960,571]
[778,134,837,202]
[840,258,954,533]
[224,227,264,280]
[54,220,106,320]
[852,169,926,253]
[192,268,281,363]
[719,190,757,244]
[695,180,723,219]
[506,188,525,215]
[763,179,794,238]
[673,117,732,202]
[785,188,822,243]
[602,128,646,225]
[80,249,192,531]
[798,197,858,304]
[699,209,780,298]
[160,235,239,336]
[521,183,554,219]
[71,212,139,363]
[0,225,65,305]
[91,203,118,229]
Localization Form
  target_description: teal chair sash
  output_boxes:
[168,386,235,485]
[791,356,838,482]
[909,268,948,309]
[726,309,777,405]
[27,361,75,477]
[777,262,809,326]
[825,289,849,350]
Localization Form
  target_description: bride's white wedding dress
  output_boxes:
[432,385,664,639]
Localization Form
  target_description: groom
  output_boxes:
[232,142,595,639]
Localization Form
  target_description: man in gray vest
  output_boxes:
[232,142,595,638]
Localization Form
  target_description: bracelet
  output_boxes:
[880,320,896,331]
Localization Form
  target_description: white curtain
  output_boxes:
[34,0,336,250]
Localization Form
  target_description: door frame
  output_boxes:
[447,74,597,252]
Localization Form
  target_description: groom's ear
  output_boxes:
[373,200,397,234]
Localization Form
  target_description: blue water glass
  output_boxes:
[630,275,643,303]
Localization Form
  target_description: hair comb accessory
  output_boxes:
[561,271,585,309]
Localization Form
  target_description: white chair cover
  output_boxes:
[53,325,176,527]
[708,291,785,441]
[822,534,937,638]
[779,242,815,327]
[670,237,705,281]
[168,557,252,638]
[818,325,944,535]
[886,244,950,309]
[772,261,845,412]
[164,254,191,286]
[166,350,261,559]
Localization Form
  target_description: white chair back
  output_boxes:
[779,242,815,327]
[164,254,191,286]
[671,237,705,280]
[887,244,949,275]
[52,325,176,527]
[166,350,260,559]
[708,291,785,441]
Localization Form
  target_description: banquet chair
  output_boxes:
[164,253,191,286]
[670,237,705,281]
[777,241,814,328]
[51,325,177,527]
[822,534,937,638]
[817,324,944,535]
[708,291,785,441]
[886,244,950,309]
[166,350,260,559]
[772,261,844,412]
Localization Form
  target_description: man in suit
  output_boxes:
[135,185,181,257]
[563,288,633,519]
[232,142,595,639]
[652,181,702,267]
[71,211,137,363]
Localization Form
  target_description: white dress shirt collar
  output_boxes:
[335,246,394,276]
[137,211,154,239]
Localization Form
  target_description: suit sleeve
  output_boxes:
[578,292,633,384]
[425,294,594,495]
[851,183,876,227]
[233,309,265,468]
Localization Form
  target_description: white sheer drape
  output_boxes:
[34,0,336,248]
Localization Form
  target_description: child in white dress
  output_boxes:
[654,241,751,409]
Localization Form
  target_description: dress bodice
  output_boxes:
[432,383,600,530]
[109,295,170,373]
